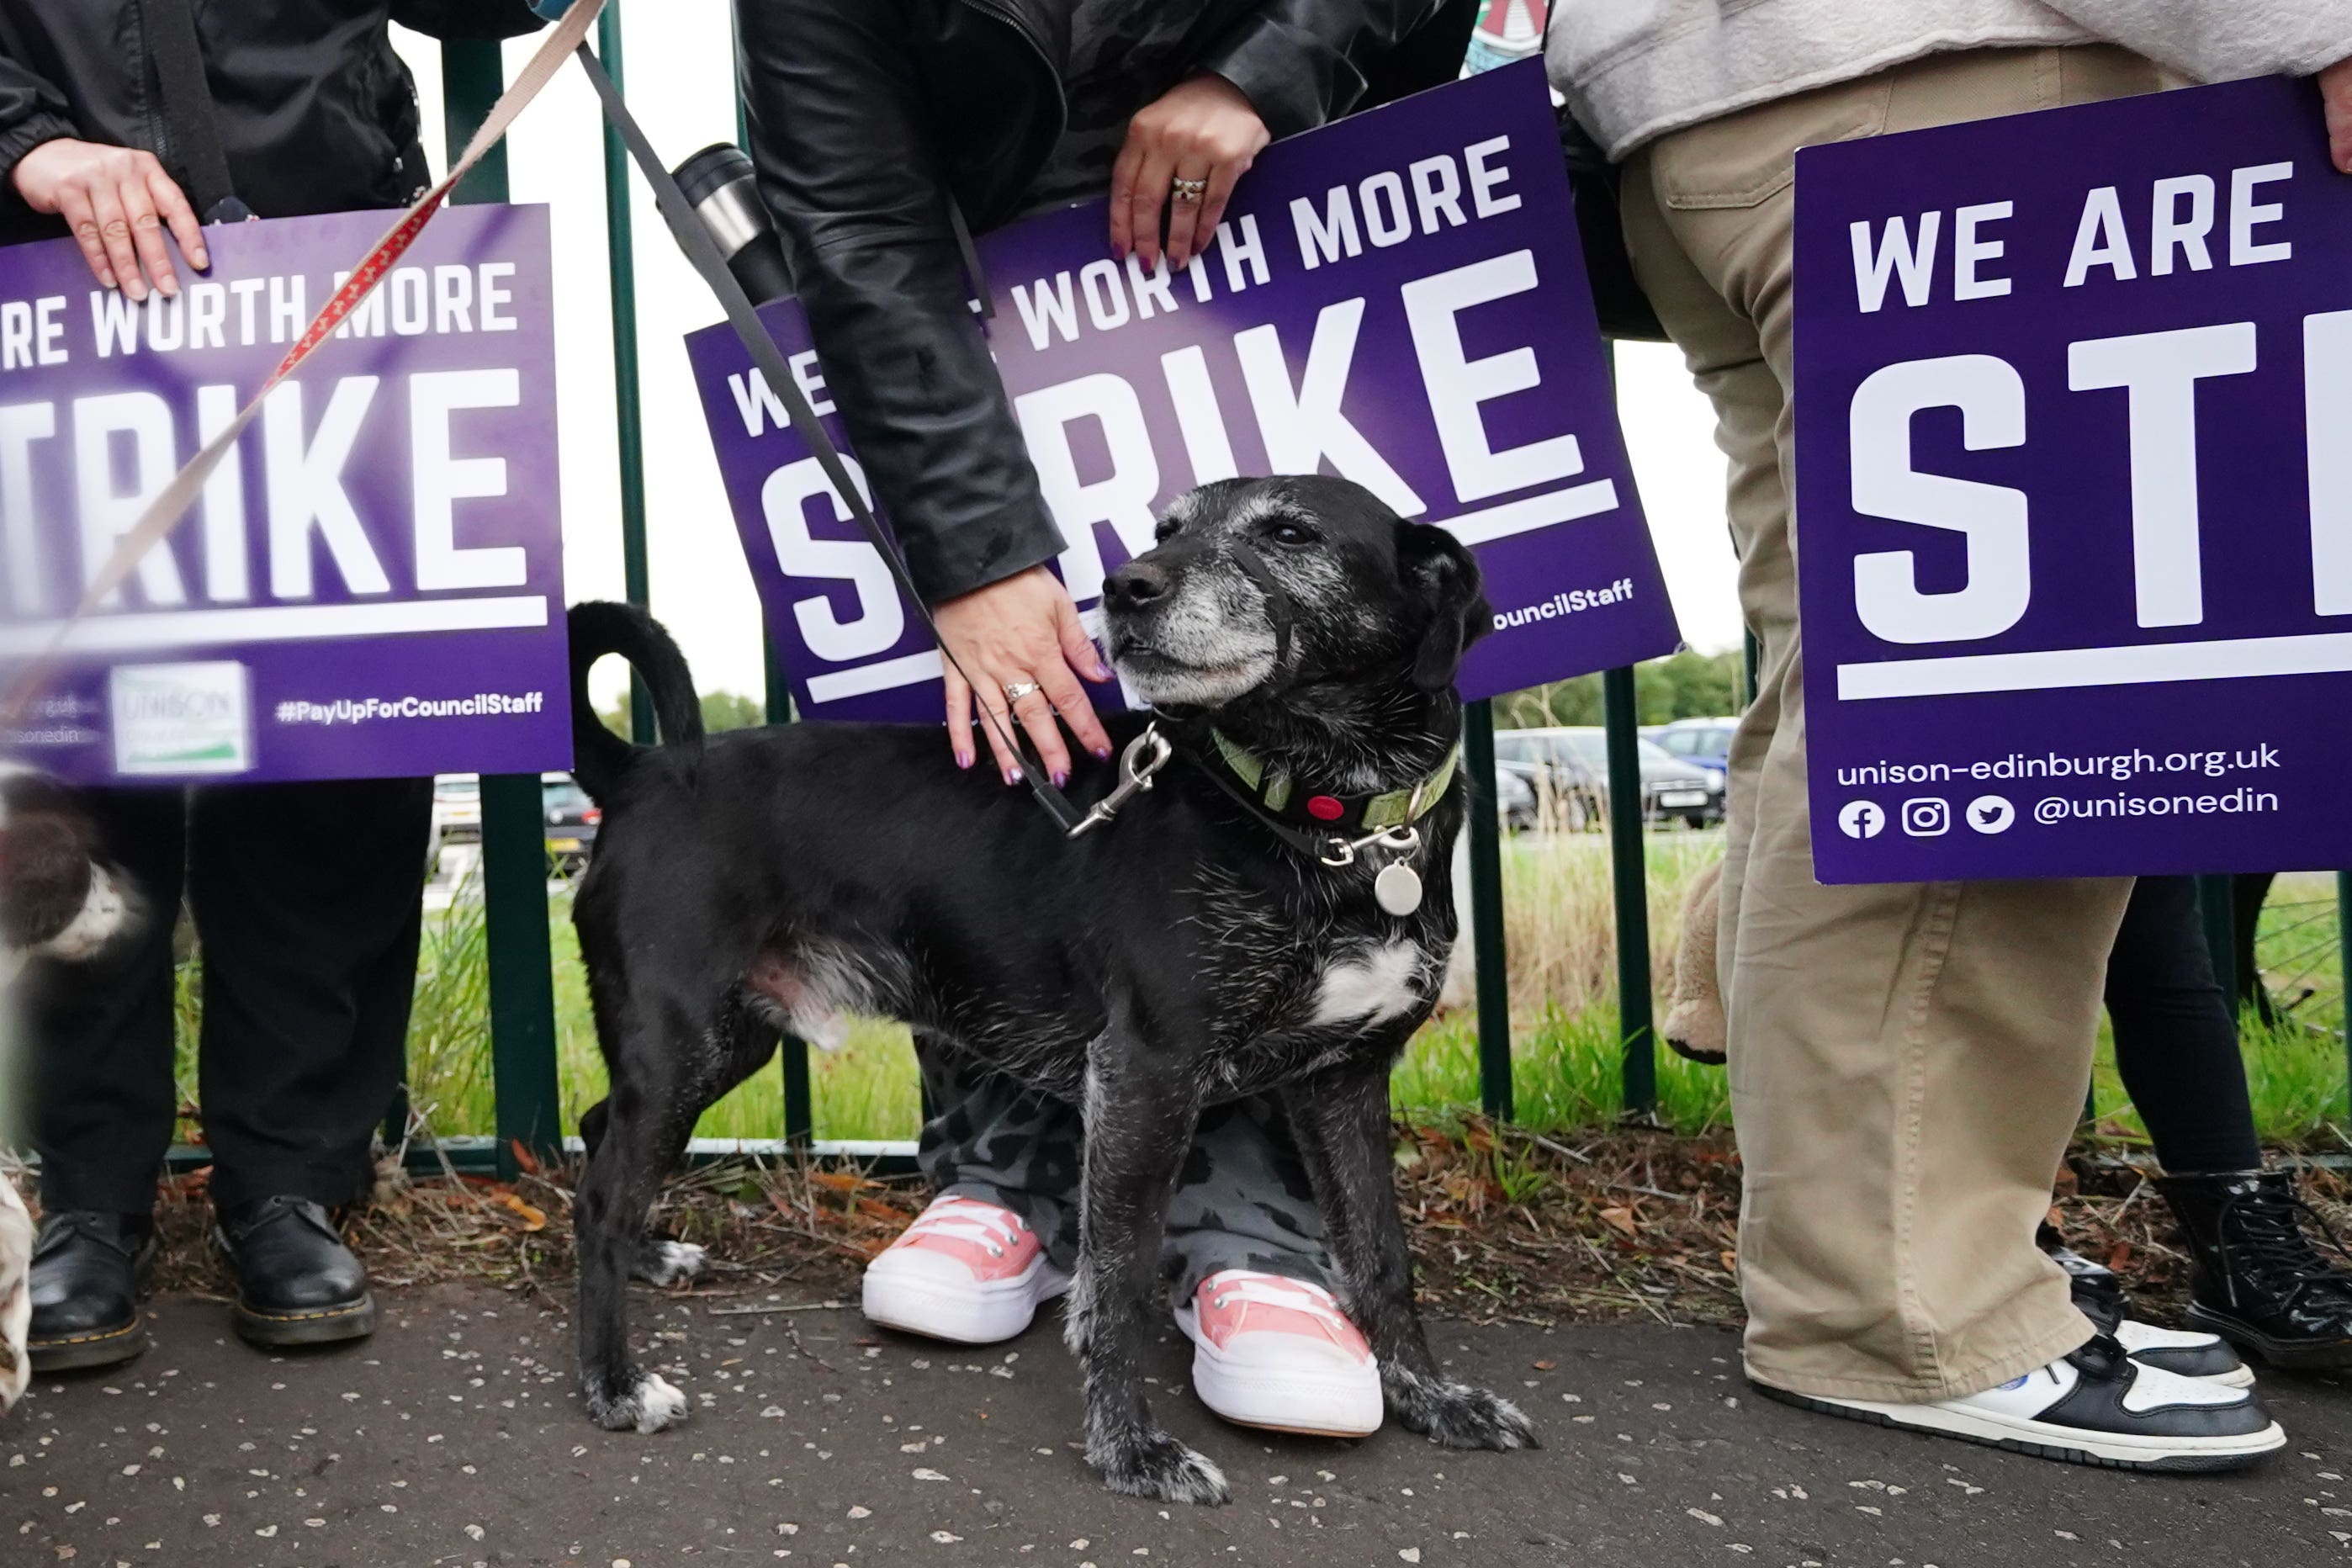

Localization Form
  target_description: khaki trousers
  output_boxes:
[1619,47,2150,1400]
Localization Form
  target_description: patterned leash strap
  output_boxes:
[0,0,608,725]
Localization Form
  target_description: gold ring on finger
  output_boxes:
[1171,177,1208,204]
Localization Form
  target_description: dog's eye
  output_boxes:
[1267,521,1315,548]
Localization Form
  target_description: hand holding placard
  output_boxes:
[1110,75,1272,273]
[2320,57,2352,172]
[8,140,206,302]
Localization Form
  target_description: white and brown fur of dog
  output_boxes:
[0,763,134,1412]
[562,476,1536,1503]
[0,764,130,983]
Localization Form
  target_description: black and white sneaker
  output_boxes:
[1752,1336,2284,1472]
[2042,1226,2253,1387]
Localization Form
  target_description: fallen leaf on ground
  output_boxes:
[499,1194,547,1232]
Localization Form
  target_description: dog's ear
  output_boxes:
[1398,522,1492,691]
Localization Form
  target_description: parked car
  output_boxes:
[1491,731,1604,830]
[543,772,601,874]
[1646,718,1737,791]
[1493,759,1539,833]
[426,773,603,878]
[431,773,481,846]
[1502,726,1724,828]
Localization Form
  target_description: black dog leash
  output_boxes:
[575,46,1087,834]
[1227,543,1295,688]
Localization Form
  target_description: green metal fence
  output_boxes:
[428,21,2352,1178]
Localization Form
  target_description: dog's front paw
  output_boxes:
[1089,1426,1231,1505]
[632,1239,709,1287]
[1385,1366,1539,1451]
[584,1368,691,1433]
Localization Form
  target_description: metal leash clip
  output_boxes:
[1317,824,1420,868]
[1319,825,1428,916]
[1067,723,1173,839]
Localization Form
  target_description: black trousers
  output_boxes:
[2104,874,2265,1176]
[24,777,433,1216]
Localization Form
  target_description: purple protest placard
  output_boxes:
[1794,77,2352,883]
[686,60,1677,722]
[0,205,571,784]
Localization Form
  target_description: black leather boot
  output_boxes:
[2160,1169,2352,1370]
[213,1197,376,1348]
[27,1211,156,1371]
[2036,1221,2249,1384]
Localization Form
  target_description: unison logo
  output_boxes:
[109,661,253,776]
[115,687,237,722]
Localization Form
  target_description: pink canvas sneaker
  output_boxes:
[860,1195,1068,1344]
[1176,1269,1382,1437]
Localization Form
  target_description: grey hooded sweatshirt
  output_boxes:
[1546,1,2352,159]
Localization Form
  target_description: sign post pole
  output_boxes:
[1604,666,1655,1115]
[597,7,655,745]
[444,39,564,1178]
[723,0,816,1146]
[2340,871,2351,1115]
[1464,701,1512,1120]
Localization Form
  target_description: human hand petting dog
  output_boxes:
[9,138,207,301]
[1110,73,1269,273]
[934,565,1114,787]
[2323,58,2352,173]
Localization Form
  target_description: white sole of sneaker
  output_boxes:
[861,1253,1068,1345]
[1178,1313,1383,1438]
[1755,1382,2286,1472]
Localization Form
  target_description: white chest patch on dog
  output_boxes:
[1309,941,1425,1027]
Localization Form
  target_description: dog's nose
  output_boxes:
[1103,559,1170,610]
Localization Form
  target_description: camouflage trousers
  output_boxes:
[915,1037,1332,1306]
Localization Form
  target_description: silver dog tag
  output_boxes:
[1373,861,1424,917]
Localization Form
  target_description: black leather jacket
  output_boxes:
[0,1,543,246]
[738,0,1464,607]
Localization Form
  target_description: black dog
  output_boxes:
[564,475,1535,1502]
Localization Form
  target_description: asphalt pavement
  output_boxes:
[7,1283,2351,1566]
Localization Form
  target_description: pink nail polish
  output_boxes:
[1093,745,1112,761]
[955,750,974,769]
[1051,769,1069,789]
[1006,765,1025,786]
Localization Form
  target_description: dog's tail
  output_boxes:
[568,601,704,802]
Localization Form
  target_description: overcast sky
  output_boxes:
[394,17,1744,708]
